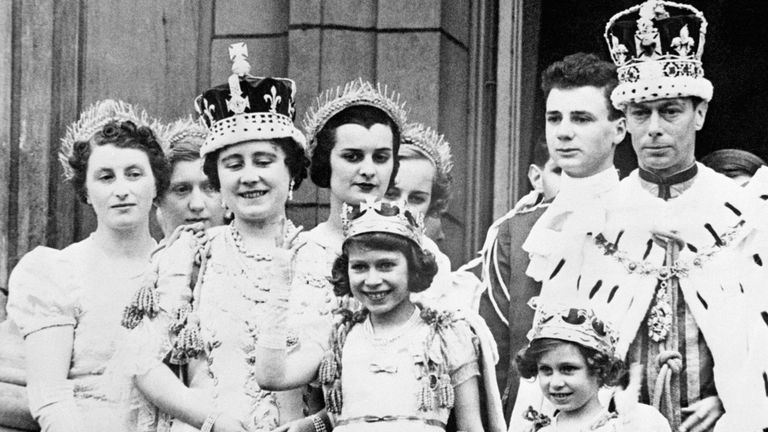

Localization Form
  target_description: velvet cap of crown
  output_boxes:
[604,0,713,109]
[195,42,306,157]
[341,198,425,247]
[527,297,619,357]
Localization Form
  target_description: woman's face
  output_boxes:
[217,140,290,225]
[85,144,156,231]
[158,159,225,235]
[384,157,434,217]
[329,123,394,205]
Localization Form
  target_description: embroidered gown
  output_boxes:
[117,225,334,432]
[7,237,153,432]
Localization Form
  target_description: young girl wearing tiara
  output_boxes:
[253,199,504,432]
[515,299,670,432]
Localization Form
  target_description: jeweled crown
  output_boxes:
[401,122,453,179]
[341,198,425,247]
[303,78,408,156]
[604,0,712,108]
[59,99,152,180]
[527,297,619,357]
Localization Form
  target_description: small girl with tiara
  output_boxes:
[515,299,671,432]
[252,199,505,432]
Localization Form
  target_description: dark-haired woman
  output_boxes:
[117,65,333,431]
[7,100,168,432]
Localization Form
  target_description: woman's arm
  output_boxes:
[135,364,248,432]
[252,336,325,391]
[23,326,81,432]
[453,376,484,432]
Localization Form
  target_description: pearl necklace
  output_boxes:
[229,221,273,262]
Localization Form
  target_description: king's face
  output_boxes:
[626,97,708,177]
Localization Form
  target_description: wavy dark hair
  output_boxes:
[541,52,623,121]
[330,232,437,296]
[202,137,310,191]
[310,105,400,189]
[68,120,170,204]
[515,338,625,387]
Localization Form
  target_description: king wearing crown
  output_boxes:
[511,2,768,431]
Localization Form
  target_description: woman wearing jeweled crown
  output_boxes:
[112,44,332,432]
[154,116,227,236]
[252,199,505,432]
[6,99,168,432]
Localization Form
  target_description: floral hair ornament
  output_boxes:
[341,197,425,247]
[194,42,306,157]
[303,78,408,157]
[527,296,619,357]
[401,122,454,181]
[153,115,209,158]
[59,99,152,180]
[604,0,712,109]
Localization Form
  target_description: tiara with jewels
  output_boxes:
[401,122,454,179]
[341,198,425,247]
[153,115,209,157]
[59,99,152,180]
[604,0,712,108]
[302,78,408,155]
[527,297,619,357]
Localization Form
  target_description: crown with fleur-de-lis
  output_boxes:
[194,42,306,157]
[303,78,408,156]
[604,0,712,109]
[341,198,425,247]
[527,297,619,357]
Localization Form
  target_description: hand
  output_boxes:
[271,218,305,284]
[613,363,643,416]
[158,223,207,275]
[649,228,686,251]
[211,412,250,432]
[270,416,315,432]
[679,396,724,432]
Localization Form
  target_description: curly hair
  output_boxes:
[541,52,623,121]
[202,137,310,191]
[330,232,438,297]
[515,338,625,387]
[310,105,401,189]
[67,120,170,204]
[397,146,452,217]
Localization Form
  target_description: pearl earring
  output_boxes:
[288,179,295,201]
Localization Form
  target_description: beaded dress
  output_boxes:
[7,236,153,432]
[117,224,334,432]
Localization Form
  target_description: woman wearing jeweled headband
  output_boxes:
[7,99,167,432]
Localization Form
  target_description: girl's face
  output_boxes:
[217,140,290,225]
[159,159,225,235]
[329,123,394,205]
[347,246,412,324]
[537,342,601,415]
[85,144,156,231]
[384,157,434,217]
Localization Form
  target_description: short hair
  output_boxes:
[701,148,766,179]
[330,232,438,296]
[67,120,170,204]
[541,52,623,121]
[398,147,452,217]
[530,134,550,168]
[310,105,401,189]
[202,137,310,191]
[515,338,625,387]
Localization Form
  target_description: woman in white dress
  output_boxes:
[7,100,167,432]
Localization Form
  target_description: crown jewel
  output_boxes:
[527,297,619,357]
[401,123,454,179]
[303,78,408,155]
[59,99,152,180]
[341,198,425,247]
[604,0,712,108]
